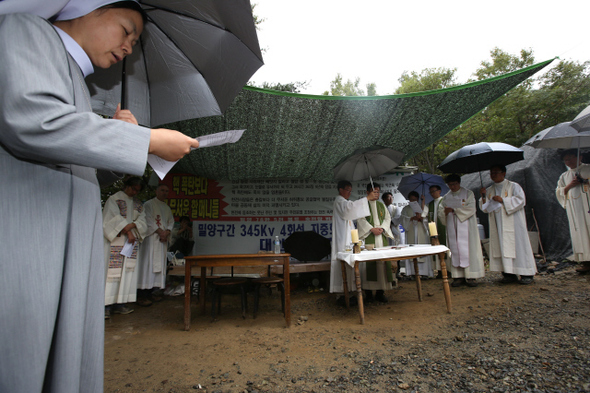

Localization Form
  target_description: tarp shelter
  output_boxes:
[167,59,554,181]
[460,145,572,261]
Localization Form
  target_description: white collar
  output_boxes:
[53,25,94,77]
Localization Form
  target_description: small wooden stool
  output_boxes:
[251,276,285,318]
[210,277,248,320]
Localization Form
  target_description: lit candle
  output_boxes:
[351,229,359,243]
[428,222,438,237]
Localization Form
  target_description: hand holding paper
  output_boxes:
[148,129,246,180]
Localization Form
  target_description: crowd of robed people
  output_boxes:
[330,152,590,303]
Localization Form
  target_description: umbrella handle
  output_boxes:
[121,57,127,110]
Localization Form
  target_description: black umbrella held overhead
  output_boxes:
[283,231,331,263]
[85,0,264,127]
[438,142,524,186]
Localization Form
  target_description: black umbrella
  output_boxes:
[85,0,264,127]
[438,142,524,186]
[283,231,331,263]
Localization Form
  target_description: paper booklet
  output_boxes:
[148,129,246,180]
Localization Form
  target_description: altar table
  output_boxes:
[338,245,451,324]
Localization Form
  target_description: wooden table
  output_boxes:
[338,244,451,324]
[183,253,291,331]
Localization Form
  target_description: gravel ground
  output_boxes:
[104,264,590,393]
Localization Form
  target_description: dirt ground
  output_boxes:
[104,266,590,393]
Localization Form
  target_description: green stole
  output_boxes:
[364,201,394,282]
[428,198,447,246]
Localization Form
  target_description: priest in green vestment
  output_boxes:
[357,183,396,303]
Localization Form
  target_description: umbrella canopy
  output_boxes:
[85,0,264,127]
[283,231,331,263]
[438,142,524,174]
[333,147,404,182]
[570,105,590,132]
[523,122,590,149]
[397,173,450,204]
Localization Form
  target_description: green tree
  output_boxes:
[366,83,377,97]
[410,48,590,174]
[323,73,367,96]
[395,67,458,94]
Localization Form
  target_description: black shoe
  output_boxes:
[375,290,388,303]
[364,290,375,303]
[519,276,534,285]
[500,273,518,284]
[451,278,465,287]
[465,279,478,287]
[337,295,358,307]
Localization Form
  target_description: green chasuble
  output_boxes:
[364,201,395,282]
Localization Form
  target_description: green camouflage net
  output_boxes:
[167,58,554,181]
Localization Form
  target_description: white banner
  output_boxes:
[162,173,410,255]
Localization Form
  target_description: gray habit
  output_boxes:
[0,14,151,393]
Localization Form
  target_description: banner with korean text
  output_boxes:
[162,173,409,256]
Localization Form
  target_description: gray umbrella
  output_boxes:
[85,0,264,128]
[523,122,590,169]
[571,105,590,132]
[333,146,404,189]
[523,122,590,149]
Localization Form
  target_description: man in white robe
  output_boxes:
[330,180,373,294]
[440,174,485,287]
[382,191,401,245]
[400,191,434,278]
[479,165,537,284]
[137,184,174,303]
[103,177,149,315]
[555,150,590,273]
[358,183,397,302]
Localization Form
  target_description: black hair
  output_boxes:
[408,191,420,199]
[444,174,461,184]
[337,180,352,190]
[429,185,441,192]
[366,182,381,192]
[123,176,144,191]
[102,1,148,24]
[561,149,579,160]
[490,164,507,173]
[382,191,393,202]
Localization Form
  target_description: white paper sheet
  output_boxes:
[148,129,246,180]
[409,201,423,214]
[445,198,463,209]
[120,240,136,258]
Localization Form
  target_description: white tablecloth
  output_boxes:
[337,245,450,268]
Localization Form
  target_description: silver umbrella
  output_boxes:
[523,122,590,149]
[85,0,264,127]
[333,147,404,189]
[571,105,590,132]
[523,122,590,170]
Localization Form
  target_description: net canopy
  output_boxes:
[169,59,554,181]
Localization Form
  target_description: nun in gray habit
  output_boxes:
[0,1,198,392]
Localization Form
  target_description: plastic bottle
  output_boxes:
[274,236,281,254]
